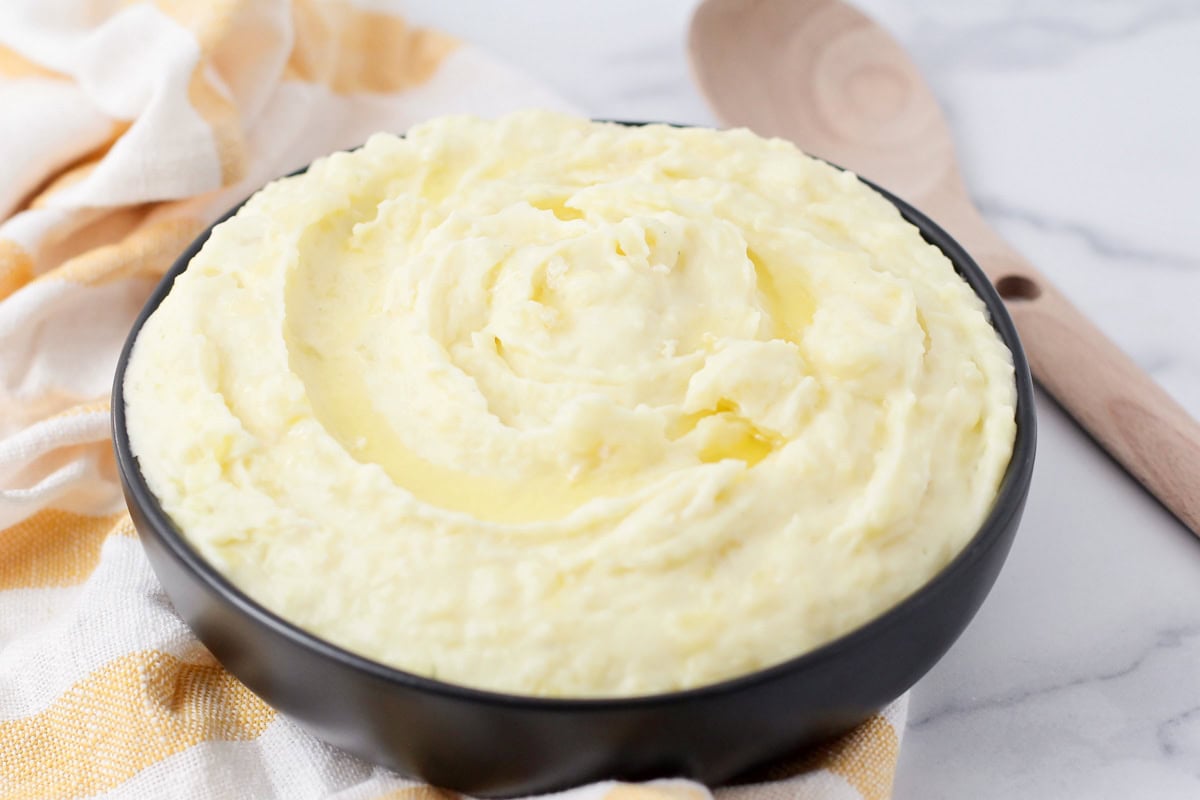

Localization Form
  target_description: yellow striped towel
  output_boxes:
[0,2,907,798]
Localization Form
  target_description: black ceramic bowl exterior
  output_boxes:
[112,137,1036,797]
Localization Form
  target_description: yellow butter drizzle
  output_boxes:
[283,234,802,523]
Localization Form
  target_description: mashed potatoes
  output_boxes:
[124,111,1016,697]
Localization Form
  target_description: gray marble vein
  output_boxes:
[976,196,1200,271]
[910,622,1200,730]
[909,1,1200,70]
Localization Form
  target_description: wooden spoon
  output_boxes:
[688,0,1200,537]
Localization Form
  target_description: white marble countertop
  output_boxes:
[400,2,1200,797]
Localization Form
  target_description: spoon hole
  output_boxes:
[995,275,1041,302]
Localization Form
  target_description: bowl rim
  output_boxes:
[111,123,1037,710]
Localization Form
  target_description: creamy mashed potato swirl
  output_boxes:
[125,111,1016,698]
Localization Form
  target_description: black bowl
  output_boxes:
[112,131,1036,797]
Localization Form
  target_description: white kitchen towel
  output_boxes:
[0,2,907,798]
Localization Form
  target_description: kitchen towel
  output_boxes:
[0,2,907,798]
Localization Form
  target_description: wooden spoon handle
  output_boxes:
[947,209,1200,537]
